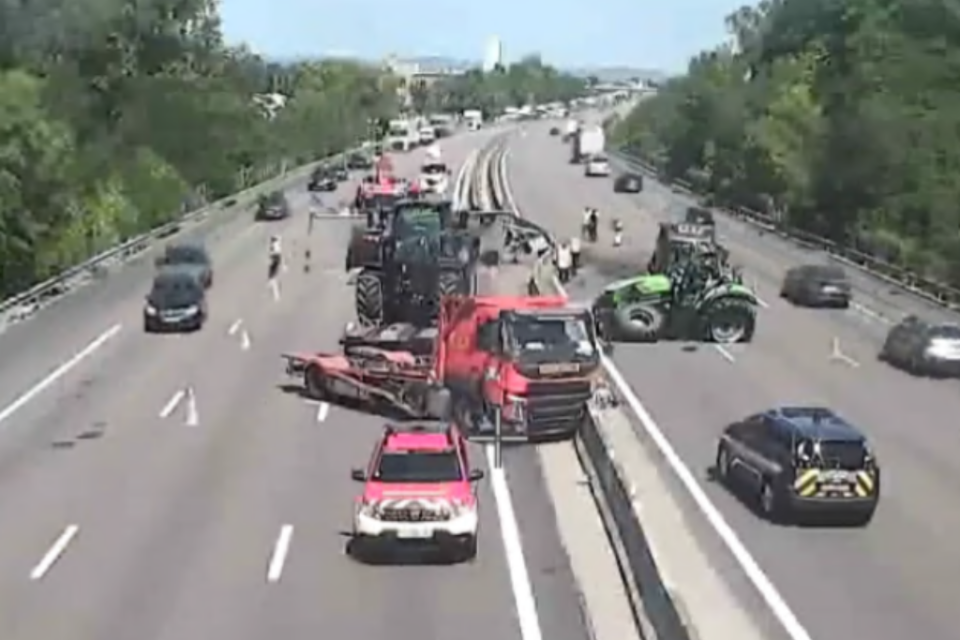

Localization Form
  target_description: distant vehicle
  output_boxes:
[684,206,715,227]
[613,173,642,192]
[571,125,605,163]
[418,126,437,144]
[349,423,483,562]
[255,191,291,221]
[879,316,960,377]
[463,109,483,131]
[347,152,374,170]
[418,160,450,194]
[308,166,338,191]
[333,164,349,181]
[779,264,851,308]
[584,154,610,177]
[143,267,208,332]
[713,407,879,526]
[155,241,212,288]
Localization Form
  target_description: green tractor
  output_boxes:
[592,257,758,343]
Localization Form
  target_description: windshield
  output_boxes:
[150,280,200,307]
[164,246,206,265]
[509,315,596,356]
[374,451,462,483]
[421,163,447,175]
[395,206,443,236]
[932,324,960,338]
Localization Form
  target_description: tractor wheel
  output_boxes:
[355,271,384,326]
[439,270,464,297]
[703,297,755,343]
[612,302,665,342]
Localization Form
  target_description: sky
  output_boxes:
[218,0,746,72]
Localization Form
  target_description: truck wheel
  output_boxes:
[304,364,326,400]
[355,271,384,326]
[612,302,664,342]
[438,270,463,297]
[704,298,755,343]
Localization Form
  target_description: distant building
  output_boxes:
[383,55,464,109]
[483,37,503,72]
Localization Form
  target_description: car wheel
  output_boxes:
[759,480,786,523]
[715,444,731,484]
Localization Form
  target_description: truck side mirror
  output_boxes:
[350,469,366,482]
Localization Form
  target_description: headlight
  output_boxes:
[184,305,199,315]
[359,500,382,518]
[145,304,157,315]
[503,394,526,421]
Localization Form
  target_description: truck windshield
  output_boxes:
[508,315,595,356]
[374,451,462,483]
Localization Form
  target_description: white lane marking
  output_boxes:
[0,323,121,427]
[159,389,185,419]
[267,524,294,582]
[713,344,736,363]
[498,149,813,640]
[830,338,860,368]
[185,386,199,426]
[269,279,281,301]
[485,445,543,640]
[228,319,242,336]
[315,402,329,422]
[240,329,251,350]
[30,524,79,580]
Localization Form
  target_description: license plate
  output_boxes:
[819,470,854,482]
[397,527,431,539]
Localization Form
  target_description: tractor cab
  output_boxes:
[647,222,717,273]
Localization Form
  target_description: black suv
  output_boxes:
[713,406,879,526]
[255,191,291,221]
[144,267,208,332]
[308,166,337,191]
[780,264,851,308]
[880,315,960,377]
[155,241,212,288]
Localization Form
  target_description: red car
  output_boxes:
[350,423,484,562]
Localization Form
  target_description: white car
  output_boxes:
[419,162,449,194]
[585,155,610,177]
[418,127,436,144]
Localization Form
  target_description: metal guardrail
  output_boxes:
[0,149,364,324]
[485,134,689,640]
[610,148,960,315]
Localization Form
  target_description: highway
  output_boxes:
[0,131,591,640]
[505,118,960,640]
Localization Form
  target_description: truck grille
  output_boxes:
[380,507,447,522]
[525,380,592,431]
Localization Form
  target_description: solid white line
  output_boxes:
[485,445,543,640]
[159,389,185,419]
[270,279,281,302]
[498,149,813,640]
[240,330,251,350]
[30,525,79,580]
[0,324,122,427]
[713,344,736,363]
[267,524,294,582]
[316,402,329,422]
[228,319,242,335]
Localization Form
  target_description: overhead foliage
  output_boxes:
[613,0,960,285]
[0,0,398,297]
[422,55,588,116]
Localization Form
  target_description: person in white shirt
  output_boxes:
[556,242,573,283]
[570,236,582,274]
[268,235,282,278]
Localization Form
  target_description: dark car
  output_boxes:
[144,267,208,332]
[255,191,291,221]
[713,407,879,526]
[779,264,851,308]
[308,166,338,191]
[684,206,714,226]
[549,126,560,136]
[346,152,373,170]
[155,241,213,288]
[613,173,643,193]
[333,164,349,181]
[879,316,960,377]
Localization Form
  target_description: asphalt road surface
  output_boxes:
[0,131,590,640]
[506,118,960,640]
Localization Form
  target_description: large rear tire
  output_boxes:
[704,297,755,343]
[612,302,665,342]
[356,271,384,326]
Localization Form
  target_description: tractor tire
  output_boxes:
[703,297,755,343]
[439,270,464,297]
[356,271,384,326]
[612,302,665,342]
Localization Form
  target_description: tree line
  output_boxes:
[612,0,960,287]
[0,0,399,299]
[413,55,588,116]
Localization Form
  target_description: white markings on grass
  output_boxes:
[267,524,294,582]
[159,389,185,419]
[0,323,122,427]
[498,148,815,640]
[30,525,79,580]
[484,445,543,640]
[315,402,329,422]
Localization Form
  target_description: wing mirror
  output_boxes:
[350,469,366,482]
[469,469,485,482]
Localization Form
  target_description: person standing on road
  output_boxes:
[570,236,582,275]
[556,241,573,283]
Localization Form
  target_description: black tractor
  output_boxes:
[348,200,480,327]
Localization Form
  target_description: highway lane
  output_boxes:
[506,119,960,640]
[0,133,591,640]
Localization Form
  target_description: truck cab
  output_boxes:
[439,296,600,441]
